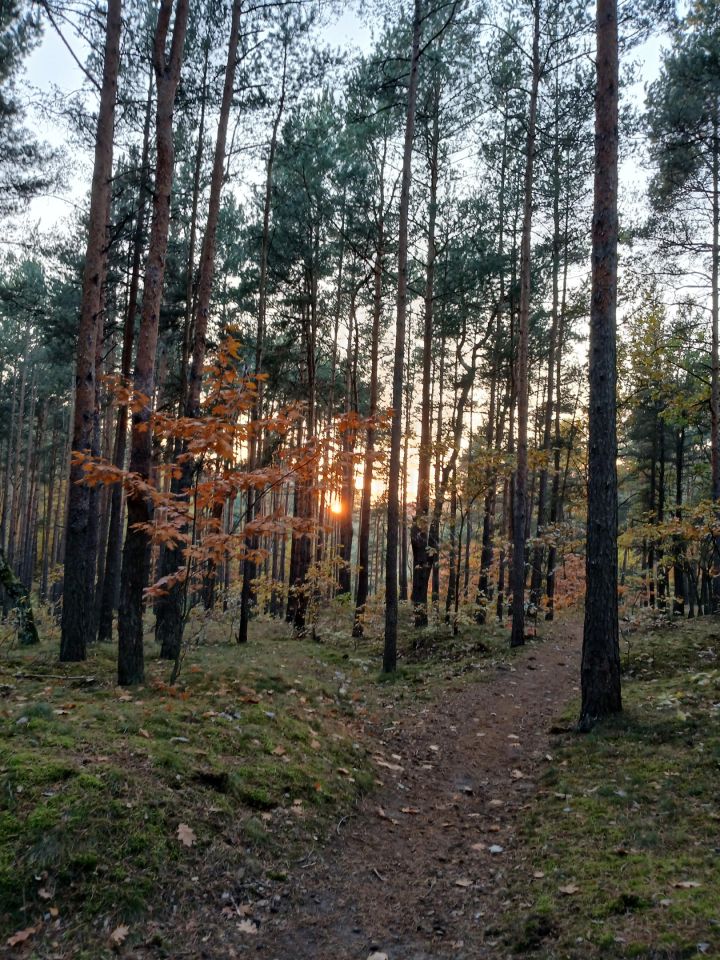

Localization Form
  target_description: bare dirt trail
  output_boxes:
[252,622,582,960]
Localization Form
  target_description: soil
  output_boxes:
[242,622,583,960]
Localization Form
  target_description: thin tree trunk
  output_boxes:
[384,0,422,673]
[510,0,540,649]
[354,191,385,635]
[60,0,122,662]
[410,78,440,627]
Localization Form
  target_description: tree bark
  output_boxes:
[510,0,540,649]
[60,0,122,662]
[384,0,422,673]
[410,77,440,627]
[97,68,153,643]
[579,0,622,729]
[118,0,190,685]
[153,0,242,661]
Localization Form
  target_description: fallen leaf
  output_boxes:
[110,925,129,945]
[48,907,59,918]
[510,769,525,780]
[310,739,321,750]
[401,807,420,815]
[533,871,545,879]
[272,745,286,756]
[6,925,39,947]
[559,883,579,896]
[177,823,196,847]
[375,758,404,772]
[455,878,473,888]
[237,919,258,934]
[673,880,701,889]
[38,887,52,900]
[139,728,151,739]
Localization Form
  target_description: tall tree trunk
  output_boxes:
[237,30,285,642]
[410,78,440,628]
[529,80,561,608]
[711,110,719,502]
[60,0,122,662]
[118,0,190,685]
[337,290,357,595]
[97,69,153,643]
[579,0,622,729]
[384,0,422,673]
[510,0,540,649]
[673,424,685,617]
[153,0,243,661]
[354,194,385,635]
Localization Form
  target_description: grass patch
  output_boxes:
[505,617,720,958]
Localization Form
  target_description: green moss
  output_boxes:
[505,618,720,958]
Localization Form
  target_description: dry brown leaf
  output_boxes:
[237,919,258,934]
[673,880,701,889]
[177,823,196,847]
[455,878,473,888]
[559,883,579,895]
[272,745,286,756]
[533,871,545,879]
[375,758,404,772]
[110,924,130,945]
[510,769,525,780]
[6,925,39,947]
[139,728,151,739]
[38,887,52,900]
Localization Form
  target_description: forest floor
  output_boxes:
[1,607,719,960]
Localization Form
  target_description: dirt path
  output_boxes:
[249,624,582,960]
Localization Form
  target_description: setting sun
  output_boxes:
[329,500,343,515]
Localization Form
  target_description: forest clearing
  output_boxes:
[1,0,720,956]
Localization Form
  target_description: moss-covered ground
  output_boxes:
[0,601,509,957]
[506,616,720,959]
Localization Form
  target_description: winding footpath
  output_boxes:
[253,623,582,960]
